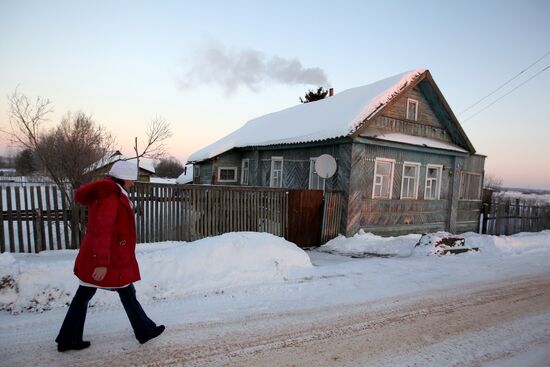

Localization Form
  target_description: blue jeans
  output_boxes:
[56,284,157,344]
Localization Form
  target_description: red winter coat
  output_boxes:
[73,178,140,288]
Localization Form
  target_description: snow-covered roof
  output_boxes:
[188,69,427,162]
[85,151,122,173]
[176,165,194,184]
[360,132,468,153]
[86,151,155,174]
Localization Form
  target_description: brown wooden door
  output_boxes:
[287,189,324,247]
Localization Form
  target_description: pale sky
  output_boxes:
[1,0,549,189]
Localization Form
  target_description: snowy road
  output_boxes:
[2,274,549,367]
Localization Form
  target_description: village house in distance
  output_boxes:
[87,151,155,182]
[187,69,486,236]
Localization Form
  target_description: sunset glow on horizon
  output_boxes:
[1,1,549,189]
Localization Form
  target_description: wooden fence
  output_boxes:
[321,191,344,243]
[483,192,550,235]
[1,183,344,253]
[129,184,288,243]
[0,185,84,253]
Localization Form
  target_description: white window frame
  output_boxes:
[400,161,420,199]
[241,159,250,185]
[372,158,395,199]
[459,172,482,200]
[308,157,325,190]
[270,157,284,188]
[424,164,443,200]
[217,167,238,183]
[406,98,419,121]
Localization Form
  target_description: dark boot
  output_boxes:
[116,284,163,343]
[138,325,165,344]
[57,341,91,352]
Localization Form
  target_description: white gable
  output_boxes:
[188,69,426,163]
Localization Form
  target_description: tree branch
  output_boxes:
[133,117,172,161]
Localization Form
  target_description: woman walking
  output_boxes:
[56,160,164,352]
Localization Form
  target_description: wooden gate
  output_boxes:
[286,189,324,247]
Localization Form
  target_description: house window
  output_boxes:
[401,162,420,199]
[217,167,237,183]
[406,98,418,121]
[372,158,395,199]
[241,159,250,185]
[270,157,283,187]
[308,157,325,190]
[424,164,442,199]
[460,172,482,200]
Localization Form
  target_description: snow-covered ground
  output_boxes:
[1,230,549,366]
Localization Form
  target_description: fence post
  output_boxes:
[481,203,489,234]
[0,187,5,253]
[34,209,44,253]
[70,204,80,249]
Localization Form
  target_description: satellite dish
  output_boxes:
[315,154,337,179]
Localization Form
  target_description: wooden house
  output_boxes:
[188,69,486,236]
[87,151,155,182]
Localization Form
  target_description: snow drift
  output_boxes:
[0,232,312,314]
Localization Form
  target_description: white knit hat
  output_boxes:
[108,160,138,180]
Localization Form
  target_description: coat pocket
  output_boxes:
[111,239,131,268]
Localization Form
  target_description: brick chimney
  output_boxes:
[329,87,334,97]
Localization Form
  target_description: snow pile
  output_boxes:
[0,232,312,314]
[320,230,550,258]
[462,230,550,256]
[320,230,422,257]
[2,230,549,315]
[0,251,75,314]
[136,232,312,300]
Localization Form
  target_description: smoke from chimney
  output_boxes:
[178,42,329,95]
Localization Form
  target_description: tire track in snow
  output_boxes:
[3,274,547,367]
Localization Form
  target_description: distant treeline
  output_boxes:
[0,155,16,169]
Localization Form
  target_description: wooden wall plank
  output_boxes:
[60,189,70,249]
[6,187,15,252]
[22,186,32,253]
[52,186,62,250]
[14,187,24,252]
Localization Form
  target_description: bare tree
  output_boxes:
[484,173,503,190]
[3,90,115,203]
[132,116,172,173]
[5,89,54,149]
[37,112,115,191]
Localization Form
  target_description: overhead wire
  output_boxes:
[462,64,550,123]
[457,50,550,117]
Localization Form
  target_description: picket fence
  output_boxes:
[1,183,343,253]
[484,194,550,235]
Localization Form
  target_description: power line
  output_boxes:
[462,65,550,123]
[457,50,550,116]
